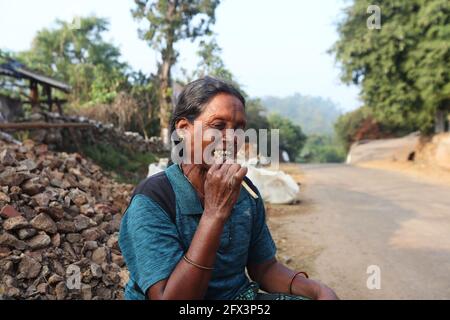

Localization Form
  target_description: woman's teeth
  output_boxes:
[213,150,232,159]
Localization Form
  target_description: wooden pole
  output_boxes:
[0,122,94,130]
[29,80,39,112]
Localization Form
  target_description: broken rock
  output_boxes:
[1,205,22,218]
[0,148,16,165]
[18,254,42,279]
[69,188,88,207]
[27,233,51,250]
[3,215,30,231]
[0,167,30,186]
[30,213,57,234]
[21,178,45,196]
[18,228,37,240]
[0,232,27,250]
[91,247,108,265]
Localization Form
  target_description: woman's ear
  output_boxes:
[176,118,190,131]
[175,118,191,139]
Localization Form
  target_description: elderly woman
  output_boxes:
[119,77,338,300]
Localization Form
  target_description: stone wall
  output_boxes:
[24,112,164,155]
[346,132,420,164]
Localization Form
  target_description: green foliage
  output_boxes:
[299,135,346,163]
[81,143,157,184]
[191,38,235,83]
[261,94,342,135]
[331,0,450,133]
[334,106,373,151]
[0,49,14,62]
[18,16,129,106]
[128,72,161,137]
[132,0,220,50]
[245,98,270,132]
[267,113,306,160]
[11,16,162,139]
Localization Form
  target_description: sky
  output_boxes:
[0,0,361,111]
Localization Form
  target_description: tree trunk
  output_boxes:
[158,0,178,149]
[158,53,173,148]
[435,109,446,133]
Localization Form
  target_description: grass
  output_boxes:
[81,143,158,184]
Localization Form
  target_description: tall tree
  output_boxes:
[331,0,449,134]
[132,0,220,146]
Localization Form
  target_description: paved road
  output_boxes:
[280,164,450,299]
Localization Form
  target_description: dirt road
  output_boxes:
[268,164,450,299]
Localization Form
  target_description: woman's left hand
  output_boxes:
[314,282,339,300]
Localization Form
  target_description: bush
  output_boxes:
[81,143,157,184]
[298,135,346,163]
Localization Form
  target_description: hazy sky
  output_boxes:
[0,0,361,111]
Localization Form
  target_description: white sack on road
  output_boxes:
[245,166,300,204]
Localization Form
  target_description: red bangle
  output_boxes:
[289,271,309,295]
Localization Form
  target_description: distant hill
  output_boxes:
[260,93,342,135]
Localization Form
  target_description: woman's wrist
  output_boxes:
[291,275,322,299]
[293,277,338,300]
[202,208,229,225]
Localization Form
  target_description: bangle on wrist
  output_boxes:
[289,271,309,295]
[183,255,214,270]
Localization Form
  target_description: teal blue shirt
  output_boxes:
[118,164,277,300]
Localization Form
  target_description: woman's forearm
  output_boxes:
[155,212,226,300]
[258,261,318,299]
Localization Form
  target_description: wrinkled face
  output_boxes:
[175,93,247,168]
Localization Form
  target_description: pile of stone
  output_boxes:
[0,138,133,300]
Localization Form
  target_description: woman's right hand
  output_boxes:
[203,163,248,222]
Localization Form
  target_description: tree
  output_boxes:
[131,0,220,146]
[192,38,234,83]
[0,49,21,99]
[331,0,450,134]
[334,106,374,151]
[18,16,129,106]
[267,113,306,161]
[298,135,346,163]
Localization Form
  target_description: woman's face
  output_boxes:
[176,93,247,168]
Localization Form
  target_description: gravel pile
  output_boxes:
[0,138,133,299]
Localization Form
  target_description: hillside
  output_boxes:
[260,93,342,135]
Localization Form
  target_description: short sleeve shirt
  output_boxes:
[118,164,277,300]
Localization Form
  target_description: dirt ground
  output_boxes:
[356,160,450,188]
[265,162,450,299]
[265,163,321,276]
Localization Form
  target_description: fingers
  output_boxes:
[207,162,247,191]
[219,163,231,173]
[225,164,240,179]
[207,163,222,176]
[233,166,248,186]
[227,165,247,189]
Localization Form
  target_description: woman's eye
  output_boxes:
[212,123,225,130]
